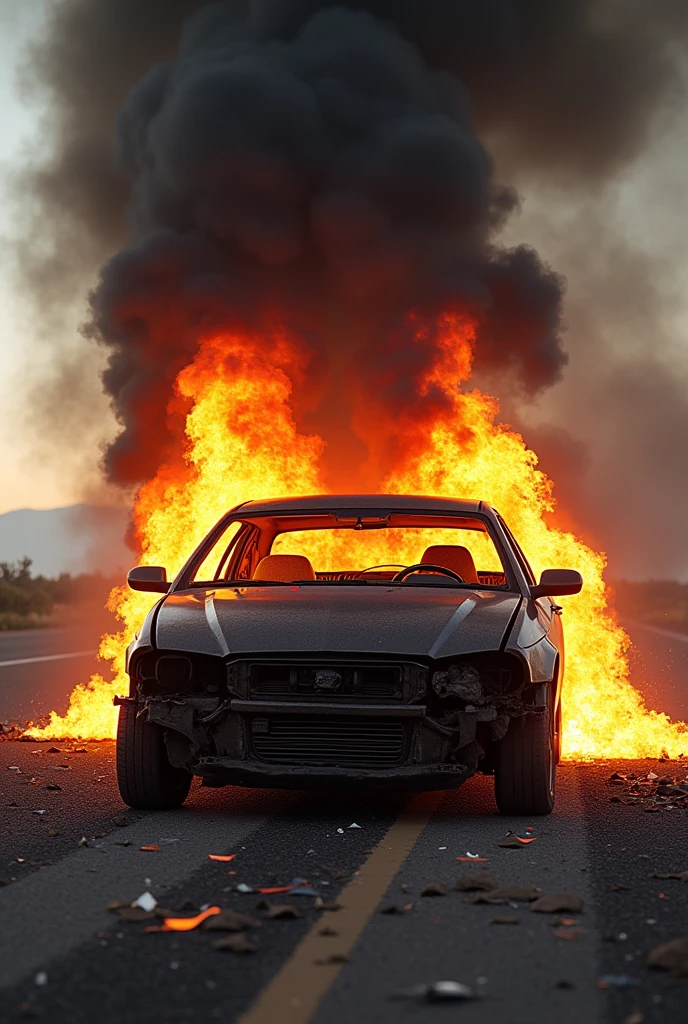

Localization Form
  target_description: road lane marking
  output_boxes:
[0,650,95,668]
[309,770,603,1024]
[238,790,443,1024]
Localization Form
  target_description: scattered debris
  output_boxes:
[203,910,259,931]
[490,915,520,925]
[139,845,159,852]
[32,810,47,816]
[466,885,541,904]
[319,926,338,936]
[421,883,447,897]
[236,883,254,893]
[46,747,61,754]
[455,872,498,892]
[651,870,688,881]
[214,934,257,953]
[208,854,236,862]
[113,816,128,827]
[256,901,300,920]
[648,937,688,978]
[598,975,640,989]
[149,907,221,933]
[392,981,475,1002]
[314,953,349,966]
[609,883,631,892]
[380,904,406,915]
[134,892,158,912]
[34,972,48,987]
[348,823,361,829]
[314,898,341,911]
[497,835,536,849]
[605,768,688,813]
[549,918,578,927]
[45,784,62,792]
[531,893,584,914]
[289,884,320,897]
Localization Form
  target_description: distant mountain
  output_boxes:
[0,505,131,578]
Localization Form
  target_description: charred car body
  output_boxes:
[116,495,582,815]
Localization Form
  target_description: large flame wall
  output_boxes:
[26,321,688,757]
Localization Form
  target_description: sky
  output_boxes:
[0,1,112,514]
[0,4,686,578]
[0,2,64,512]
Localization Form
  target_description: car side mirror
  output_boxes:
[530,569,582,600]
[127,566,169,594]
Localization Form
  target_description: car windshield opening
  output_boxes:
[190,512,509,588]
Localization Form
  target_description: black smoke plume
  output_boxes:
[90,2,567,484]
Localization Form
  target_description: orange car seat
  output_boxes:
[252,554,316,582]
[420,545,479,584]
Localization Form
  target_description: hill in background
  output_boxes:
[0,505,130,577]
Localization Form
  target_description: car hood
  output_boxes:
[155,586,521,660]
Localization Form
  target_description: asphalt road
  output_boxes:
[1,623,687,1023]
[0,627,104,726]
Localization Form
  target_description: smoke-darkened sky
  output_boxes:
[2,0,688,579]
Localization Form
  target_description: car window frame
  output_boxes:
[173,507,523,593]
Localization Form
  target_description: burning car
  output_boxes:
[115,495,581,815]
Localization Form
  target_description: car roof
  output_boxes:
[233,494,490,515]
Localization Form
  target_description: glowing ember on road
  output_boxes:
[25,318,688,758]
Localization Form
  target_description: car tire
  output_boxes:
[494,708,555,816]
[116,703,192,810]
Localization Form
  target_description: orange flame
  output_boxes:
[26,318,688,758]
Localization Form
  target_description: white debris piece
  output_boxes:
[133,891,158,912]
[394,980,475,1002]
[348,823,362,829]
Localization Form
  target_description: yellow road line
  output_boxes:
[238,791,443,1024]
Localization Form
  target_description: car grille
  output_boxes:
[250,716,407,767]
[248,663,402,702]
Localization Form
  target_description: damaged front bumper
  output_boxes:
[193,757,474,791]
[114,689,524,790]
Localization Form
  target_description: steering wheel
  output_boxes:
[352,564,407,579]
[392,563,465,583]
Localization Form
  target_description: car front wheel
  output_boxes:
[494,708,555,816]
[116,703,192,810]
